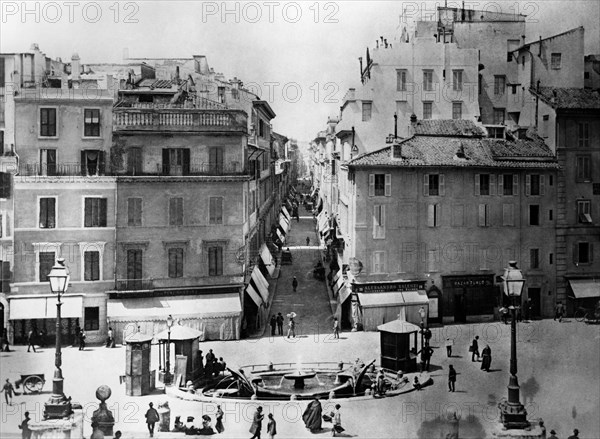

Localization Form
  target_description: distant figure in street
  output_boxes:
[287,315,296,338]
[302,397,323,432]
[554,301,564,322]
[548,429,558,439]
[445,338,453,357]
[448,365,456,392]
[333,317,340,339]
[145,402,160,437]
[481,345,492,372]
[306,236,310,246]
[19,411,32,439]
[567,428,580,439]
[267,413,277,439]
[1,329,10,352]
[524,298,532,321]
[269,315,277,336]
[215,405,224,433]
[276,313,284,336]
[413,376,422,391]
[206,349,216,376]
[500,306,509,324]
[332,404,345,437]
[197,350,204,377]
[27,329,36,353]
[79,329,86,351]
[470,336,480,362]
[2,378,15,405]
[106,327,114,348]
[249,406,264,439]
[419,345,434,372]
[292,276,298,293]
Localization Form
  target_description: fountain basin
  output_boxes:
[283,370,317,389]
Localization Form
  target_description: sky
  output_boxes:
[1,0,599,144]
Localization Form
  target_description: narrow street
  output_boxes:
[269,204,334,338]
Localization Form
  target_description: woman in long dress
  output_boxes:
[481,345,492,371]
[302,397,322,433]
[215,405,224,433]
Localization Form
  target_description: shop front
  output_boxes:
[441,274,499,323]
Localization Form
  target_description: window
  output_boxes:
[452,102,462,119]
[168,248,184,278]
[0,130,4,155]
[362,102,372,121]
[369,174,391,197]
[40,149,57,176]
[259,119,266,137]
[511,85,518,94]
[578,123,589,147]
[576,156,591,181]
[425,174,444,196]
[127,198,142,226]
[209,197,223,224]
[39,251,55,282]
[575,242,593,264]
[372,251,386,274]
[128,148,142,175]
[423,70,433,91]
[507,52,513,62]
[81,150,105,176]
[577,200,592,223]
[478,174,490,196]
[39,198,56,228]
[208,246,223,276]
[487,127,504,139]
[162,148,190,176]
[551,53,562,69]
[494,76,506,95]
[83,109,100,137]
[84,307,100,331]
[84,251,100,281]
[549,209,553,221]
[169,197,183,226]
[529,205,540,226]
[549,253,553,265]
[502,204,515,226]
[501,174,516,195]
[217,87,225,103]
[493,108,505,125]
[527,174,544,196]
[84,198,107,227]
[231,88,239,100]
[393,144,402,159]
[530,249,539,269]
[396,70,407,91]
[478,204,490,226]
[40,108,57,137]
[0,172,10,198]
[126,249,143,289]
[423,102,432,120]
[373,205,386,239]
[452,70,463,91]
[209,147,224,174]
[427,204,440,227]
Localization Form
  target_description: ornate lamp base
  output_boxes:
[498,401,530,430]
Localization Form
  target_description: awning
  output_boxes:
[260,245,276,277]
[377,320,421,333]
[276,228,285,243]
[107,294,242,321]
[334,275,345,296]
[340,285,352,304]
[10,295,83,320]
[282,206,291,220]
[279,216,289,233]
[155,324,203,341]
[402,290,430,304]
[251,267,270,303]
[569,279,600,299]
[357,291,429,308]
[245,283,263,307]
[277,224,287,237]
[333,270,341,283]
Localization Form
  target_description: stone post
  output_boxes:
[91,385,115,436]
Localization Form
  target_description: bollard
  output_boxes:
[157,401,171,432]
[91,385,115,437]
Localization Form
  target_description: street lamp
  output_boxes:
[498,261,530,429]
[418,307,426,350]
[165,314,174,385]
[44,258,73,419]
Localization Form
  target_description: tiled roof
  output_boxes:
[412,119,486,137]
[533,86,600,109]
[348,135,559,169]
[136,78,177,89]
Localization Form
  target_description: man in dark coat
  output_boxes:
[269,315,277,336]
[276,313,284,336]
[249,406,264,439]
[19,411,32,439]
[302,397,322,433]
[481,345,492,371]
[471,336,480,362]
[292,276,298,293]
[145,402,160,437]
[27,330,36,353]
[448,365,456,392]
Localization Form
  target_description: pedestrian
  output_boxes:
[267,413,277,439]
[144,402,160,437]
[421,345,434,372]
[249,406,264,439]
[18,411,32,439]
[106,327,114,348]
[287,314,296,338]
[332,404,345,437]
[525,298,533,321]
[302,397,323,433]
[269,315,277,336]
[306,236,310,246]
[500,306,509,324]
[276,313,284,336]
[555,301,564,322]
[548,429,558,439]
[567,428,580,439]
[1,329,10,352]
[292,276,298,293]
[445,338,453,357]
[79,329,86,351]
[215,405,224,433]
[413,376,422,391]
[333,317,340,339]
[197,350,204,377]
[27,329,36,353]
[206,348,216,376]
[470,336,480,362]
[448,365,456,392]
[481,345,492,372]
[2,378,15,405]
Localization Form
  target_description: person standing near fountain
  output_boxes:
[269,315,277,336]
[276,313,284,336]
[267,413,277,439]
[249,406,264,439]
[333,317,340,339]
[302,397,323,433]
[332,404,345,437]
[287,313,296,338]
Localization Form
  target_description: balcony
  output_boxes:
[156,161,248,176]
[113,108,248,133]
[112,276,244,294]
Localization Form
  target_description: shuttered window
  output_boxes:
[373,205,386,239]
[502,204,515,226]
[427,204,440,227]
[127,198,142,226]
[209,197,223,224]
[84,251,100,281]
[168,248,184,278]
[40,108,57,137]
[84,198,107,227]
[208,246,223,276]
[169,197,183,226]
[39,252,55,282]
[126,249,143,289]
[39,198,56,228]
[478,204,490,226]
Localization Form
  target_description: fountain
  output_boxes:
[283,370,317,389]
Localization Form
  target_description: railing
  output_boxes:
[113,108,245,131]
[115,96,228,110]
[156,162,247,176]
[115,279,154,291]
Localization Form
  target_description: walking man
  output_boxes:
[19,411,32,439]
[27,329,36,353]
[445,338,453,357]
[266,413,277,439]
[332,404,345,437]
[287,315,296,338]
[249,406,264,439]
[333,317,340,339]
[79,329,86,351]
[554,301,564,322]
[306,236,310,246]
[567,428,580,439]
[276,313,284,336]
[145,402,160,437]
[2,378,15,405]
[292,276,298,293]
[448,365,456,392]
[269,315,277,336]
[471,336,480,362]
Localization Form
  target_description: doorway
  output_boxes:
[528,288,541,319]
[454,292,467,323]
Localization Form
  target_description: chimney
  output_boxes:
[122,47,129,60]
[61,72,69,89]
[394,112,398,139]
[71,53,80,81]
[409,113,418,136]
[193,55,209,74]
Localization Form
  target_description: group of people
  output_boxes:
[197,349,227,378]
[469,336,493,372]
[269,312,285,336]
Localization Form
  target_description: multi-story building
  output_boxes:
[337,119,559,327]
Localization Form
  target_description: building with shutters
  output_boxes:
[341,119,559,323]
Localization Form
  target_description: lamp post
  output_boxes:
[418,307,426,350]
[165,314,174,385]
[44,258,73,419]
[498,261,530,429]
